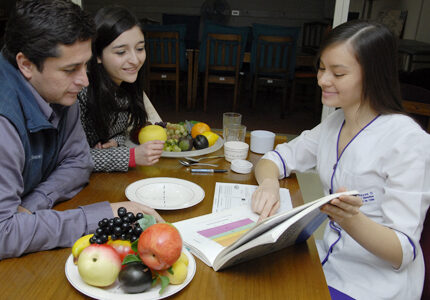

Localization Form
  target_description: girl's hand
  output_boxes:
[320,187,362,224]
[94,139,118,149]
[251,178,281,221]
[134,140,165,166]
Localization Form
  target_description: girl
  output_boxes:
[251,20,430,299]
[78,6,164,172]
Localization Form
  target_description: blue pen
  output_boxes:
[190,169,227,173]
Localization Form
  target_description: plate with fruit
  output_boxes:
[125,177,205,210]
[66,209,196,300]
[138,121,224,158]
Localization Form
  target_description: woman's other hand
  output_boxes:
[94,139,118,149]
[251,178,281,221]
[134,140,165,166]
[320,187,363,225]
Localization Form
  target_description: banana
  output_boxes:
[72,234,93,264]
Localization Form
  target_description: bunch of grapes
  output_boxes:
[165,122,188,140]
[89,207,144,244]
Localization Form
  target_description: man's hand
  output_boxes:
[111,202,164,223]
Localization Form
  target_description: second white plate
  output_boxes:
[125,177,205,210]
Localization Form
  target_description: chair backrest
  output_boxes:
[205,33,241,74]
[253,35,295,79]
[401,83,430,133]
[250,23,300,79]
[142,24,187,71]
[198,21,249,72]
[162,14,201,50]
[301,21,331,55]
[145,31,180,70]
[420,209,430,299]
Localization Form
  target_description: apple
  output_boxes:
[137,223,182,270]
[108,239,135,263]
[77,244,122,287]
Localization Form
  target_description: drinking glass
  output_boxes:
[223,112,242,139]
[224,124,247,142]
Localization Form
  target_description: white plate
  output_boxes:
[161,137,224,158]
[65,248,196,300]
[125,177,205,210]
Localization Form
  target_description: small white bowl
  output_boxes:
[231,159,253,174]
[224,141,249,162]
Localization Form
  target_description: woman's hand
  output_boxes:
[320,187,362,225]
[111,201,164,223]
[94,139,118,149]
[251,178,281,221]
[134,140,165,166]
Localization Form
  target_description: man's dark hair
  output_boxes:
[2,0,95,71]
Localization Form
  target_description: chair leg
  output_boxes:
[233,81,238,112]
[289,79,296,113]
[176,74,180,112]
[203,75,209,112]
[252,76,258,108]
[281,84,288,119]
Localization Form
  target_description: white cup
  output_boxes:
[224,141,249,162]
[250,130,275,154]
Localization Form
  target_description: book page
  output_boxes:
[174,208,260,267]
[212,182,292,213]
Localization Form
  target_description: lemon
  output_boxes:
[72,234,93,264]
[138,125,167,144]
[201,131,219,147]
[166,261,188,285]
[176,252,189,266]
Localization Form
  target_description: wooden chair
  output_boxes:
[401,83,430,133]
[251,35,296,118]
[144,27,193,112]
[290,22,331,119]
[202,33,242,112]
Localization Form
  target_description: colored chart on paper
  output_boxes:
[197,218,255,247]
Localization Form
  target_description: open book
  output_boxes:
[174,190,358,271]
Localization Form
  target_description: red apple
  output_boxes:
[77,244,122,287]
[137,223,182,270]
[108,240,135,263]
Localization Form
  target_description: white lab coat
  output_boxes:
[262,109,430,300]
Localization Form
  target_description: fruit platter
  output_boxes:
[66,207,196,300]
[138,121,224,158]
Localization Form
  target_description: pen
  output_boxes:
[190,169,228,173]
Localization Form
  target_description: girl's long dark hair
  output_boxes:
[86,5,147,142]
[317,20,403,114]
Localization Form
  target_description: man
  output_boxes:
[0,0,162,260]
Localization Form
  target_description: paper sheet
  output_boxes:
[212,182,292,214]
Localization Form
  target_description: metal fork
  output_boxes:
[183,155,224,162]
[178,160,219,167]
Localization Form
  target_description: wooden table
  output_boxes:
[0,135,330,299]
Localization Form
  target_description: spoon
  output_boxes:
[178,160,219,167]
[183,155,224,162]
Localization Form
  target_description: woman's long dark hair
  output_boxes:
[86,5,147,142]
[317,20,403,114]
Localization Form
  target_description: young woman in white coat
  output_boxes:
[251,20,430,300]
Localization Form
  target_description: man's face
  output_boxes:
[28,40,92,106]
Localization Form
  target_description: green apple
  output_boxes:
[77,244,121,287]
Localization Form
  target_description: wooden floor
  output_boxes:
[150,81,321,135]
